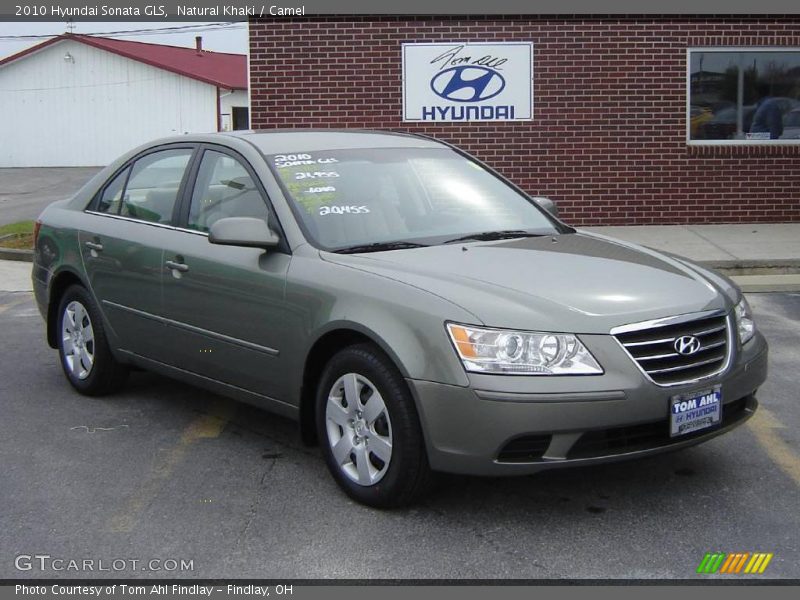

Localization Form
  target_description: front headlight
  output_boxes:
[446,323,603,375]
[734,297,756,345]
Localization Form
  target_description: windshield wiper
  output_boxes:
[442,230,546,244]
[334,240,429,254]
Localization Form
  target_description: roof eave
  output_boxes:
[0,34,247,90]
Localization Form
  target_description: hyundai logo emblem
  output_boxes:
[430,66,506,102]
[674,335,702,356]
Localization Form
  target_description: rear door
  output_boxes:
[159,145,293,403]
[80,145,196,360]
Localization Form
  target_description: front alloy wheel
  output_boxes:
[325,373,393,486]
[316,343,432,508]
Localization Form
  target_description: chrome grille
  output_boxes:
[613,312,730,386]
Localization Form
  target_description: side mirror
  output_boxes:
[532,196,560,219]
[208,217,280,249]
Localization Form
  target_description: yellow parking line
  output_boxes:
[747,407,800,487]
[180,408,230,443]
[108,398,234,533]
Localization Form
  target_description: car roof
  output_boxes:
[222,129,446,154]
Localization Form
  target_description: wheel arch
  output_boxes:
[46,268,88,349]
[298,323,411,446]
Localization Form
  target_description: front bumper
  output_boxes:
[409,331,768,476]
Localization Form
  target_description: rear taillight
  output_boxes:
[33,220,42,249]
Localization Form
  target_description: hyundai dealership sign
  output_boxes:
[402,42,533,122]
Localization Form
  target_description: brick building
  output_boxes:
[248,16,800,225]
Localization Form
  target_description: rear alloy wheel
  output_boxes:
[57,285,128,396]
[61,300,95,380]
[317,343,432,507]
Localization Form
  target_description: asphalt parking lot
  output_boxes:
[0,167,101,227]
[1,290,798,580]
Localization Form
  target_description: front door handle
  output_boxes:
[84,241,103,252]
[165,260,189,273]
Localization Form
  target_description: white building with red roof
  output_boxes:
[0,33,248,167]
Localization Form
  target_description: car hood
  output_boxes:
[321,232,738,334]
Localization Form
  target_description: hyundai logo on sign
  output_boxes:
[402,42,533,122]
[430,66,506,102]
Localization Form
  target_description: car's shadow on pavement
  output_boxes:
[117,368,730,518]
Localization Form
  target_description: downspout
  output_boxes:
[246,18,252,129]
[216,86,222,132]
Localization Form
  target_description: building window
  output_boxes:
[232,107,249,130]
[688,49,800,144]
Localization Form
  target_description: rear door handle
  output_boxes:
[165,260,189,273]
[84,241,103,252]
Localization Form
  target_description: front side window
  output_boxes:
[268,148,559,251]
[187,150,269,232]
[688,49,800,143]
[119,149,193,224]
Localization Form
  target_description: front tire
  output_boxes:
[56,284,128,396]
[316,343,432,508]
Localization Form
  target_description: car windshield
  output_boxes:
[267,147,560,251]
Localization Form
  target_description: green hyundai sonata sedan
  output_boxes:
[33,130,768,507]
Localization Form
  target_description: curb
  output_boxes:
[697,259,800,276]
[0,248,33,262]
[730,274,800,293]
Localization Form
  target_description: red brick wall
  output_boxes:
[249,16,800,225]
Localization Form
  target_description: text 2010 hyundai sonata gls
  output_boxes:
[33,130,768,507]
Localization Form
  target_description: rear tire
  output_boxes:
[56,284,128,396]
[316,343,432,508]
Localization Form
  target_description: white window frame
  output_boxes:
[686,47,800,146]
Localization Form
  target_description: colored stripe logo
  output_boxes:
[697,552,773,574]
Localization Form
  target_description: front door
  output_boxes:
[159,147,293,403]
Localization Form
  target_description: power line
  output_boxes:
[0,22,246,41]
[0,22,246,40]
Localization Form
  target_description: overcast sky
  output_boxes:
[0,21,249,59]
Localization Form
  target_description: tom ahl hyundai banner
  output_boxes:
[402,42,533,122]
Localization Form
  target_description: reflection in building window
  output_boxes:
[688,50,800,143]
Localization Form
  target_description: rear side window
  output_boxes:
[96,167,130,215]
[187,150,268,232]
[119,149,193,224]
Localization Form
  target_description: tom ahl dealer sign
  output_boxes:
[402,42,533,122]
